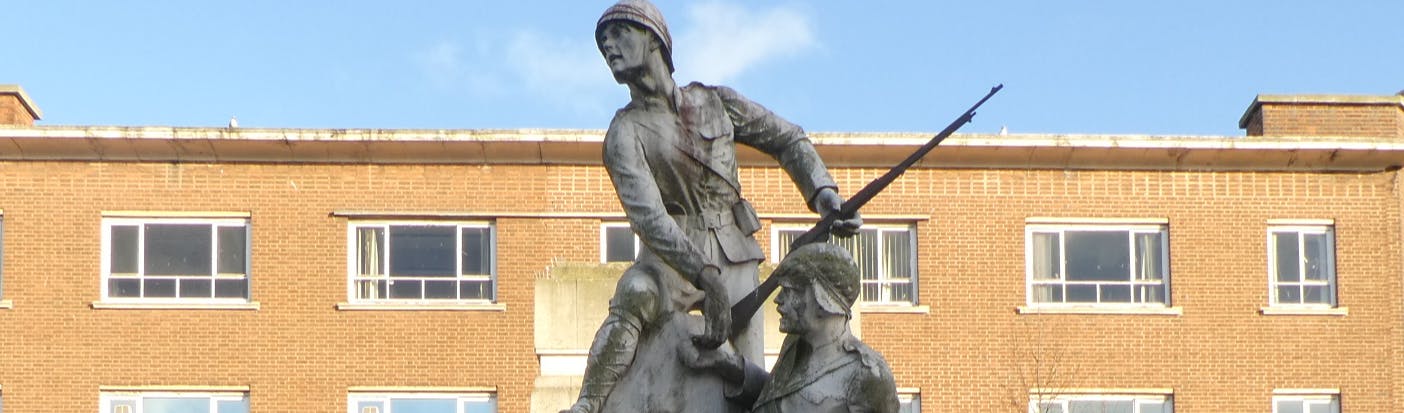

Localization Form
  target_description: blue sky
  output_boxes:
[3,1,1400,136]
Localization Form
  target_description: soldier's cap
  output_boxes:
[772,243,861,317]
[596,0,674,73]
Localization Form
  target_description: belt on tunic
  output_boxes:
[670,208,735,230]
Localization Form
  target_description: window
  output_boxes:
[1268,225,1336,307]
[101,218,250,302]
[350,222,495,302]
[348,393,496,413]
[774,224,917,305]
[601,222,639,263]
[1026,224,1169,307]
[1032,394,1172,413]
[101,392,249,413]
[898,392,920,413]
[1273,394,1339,413]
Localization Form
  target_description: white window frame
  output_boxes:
[100,217,251,304]
[346,221,497,304]
[100,391,249,413]
[1267,224,1337,308]
[1271,392,1340,413]
[897,389,920,413]
[1030,393,1173,413]
[348,392,496,413]
[771,223,918,306]
[599,222,640,263]
[1024,223,1171,309]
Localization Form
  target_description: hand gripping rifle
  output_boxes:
[728,84,1003,335]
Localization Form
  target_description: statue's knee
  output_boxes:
[612,272,658,322]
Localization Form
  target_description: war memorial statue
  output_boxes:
[563,0,862,412]
[566,0,1001,411]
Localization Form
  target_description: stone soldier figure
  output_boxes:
[565,0,861,412]
[682,243,900,413]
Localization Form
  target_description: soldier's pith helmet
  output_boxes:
[596,0,674,73]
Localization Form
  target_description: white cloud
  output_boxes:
[413,31,616,117]
[675,1,818,85]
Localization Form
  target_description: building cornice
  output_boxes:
[0,85,43,119]
[0,126,1401,172]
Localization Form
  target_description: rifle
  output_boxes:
[728,84,1003,335]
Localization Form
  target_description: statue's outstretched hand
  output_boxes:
[812,187,863,237]
[691,265,731,349]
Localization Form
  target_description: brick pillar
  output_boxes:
[1238,94,1404,138]
[0,85,43,126]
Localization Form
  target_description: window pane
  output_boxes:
[425,279,457,299]
[1307,403,1337,413]
[144,278,177,298]
[883,230,912,281]
[1134,232,1165,281]
[775,230,800,259]
[144,224,213,276]
[390,279,423,299]
[390,398,457,413]
[1100,284,1131,303]
[144,398,211,413]
[1032,285,1063,303]
[179,278,213,298]
[356,401,386,413]
[1035,403,1065,413]
[110,400,137,413]
[217,399,250,413]
[1069,400,1132,413]
[460,280,493,301]
[1277,286,1302,304]
[390,226,456,277]
[462,227,492,276]
[1276,400,1304,413]
[890,283,913,303]
[358,280,387,300]
[110,279,141,297]
[1274,232,1301,283]
[1139,400,1171,413]
[358,227,386,277]
[217,226,247,274]
[1065,231,1130,281]
[1066,285,1097,303]
[1137,285,1166,304]
[1303,232,1330,282]
[463,398,496,413]
[214,279,248,299]
[604,226,636,262]
[1031,232,1060,280]
[1303,285,1328,304]
[111,225,140,274]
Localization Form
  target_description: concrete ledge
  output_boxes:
[1260,306,1348,316]
[99,385,251,392]
[0,299,12,309]
[348,386,497,393]
[858,304,930,314]
[91,301,260,310]
[1272,388,1340,395]
[1030,387,1175,395]
[336,302,506,311]
[1016,306,1183,316]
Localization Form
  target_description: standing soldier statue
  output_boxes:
[564,0,861,411]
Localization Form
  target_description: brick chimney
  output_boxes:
[0,85,43,126]
[1239,93,1404,138]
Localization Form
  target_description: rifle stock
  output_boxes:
[727,84,1003,336]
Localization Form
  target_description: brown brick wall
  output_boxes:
[0,159,1400,412]
[0,94,35,126]
[1257,103,1402,138]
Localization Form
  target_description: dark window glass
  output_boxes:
[180,278,213,298]
[109,279,141,297]
[462,227,492,275]
[144,224,212,276]
[1065,231,1130,282]
[604,226,636,262]
[111,225,140,274]
[217,226,247,274]
[389,226,456,277]
[143,278,177,297]
[214,279,248,299]
[1275,232,1300,282]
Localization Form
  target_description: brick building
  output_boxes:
[0,84,1400,412]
